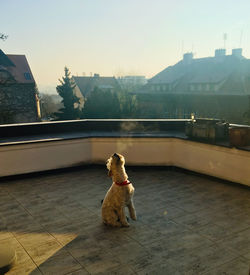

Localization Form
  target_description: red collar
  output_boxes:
[115,180,131,186]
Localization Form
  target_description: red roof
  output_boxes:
[6,54,35,83]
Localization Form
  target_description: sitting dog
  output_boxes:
[101,153,136,227]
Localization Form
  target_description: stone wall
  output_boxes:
[0,83,38,124]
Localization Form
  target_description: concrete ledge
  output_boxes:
[0,136,249,186]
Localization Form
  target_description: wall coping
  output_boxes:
[0,119,249,151]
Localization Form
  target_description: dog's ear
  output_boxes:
[108,170,112,177]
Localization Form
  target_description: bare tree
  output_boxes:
[40,93,62,120]
[0,33,8,41]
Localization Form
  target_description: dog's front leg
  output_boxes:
[128,200,137,221]
[118,206,130,227]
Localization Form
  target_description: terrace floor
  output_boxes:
[0,166,250,275]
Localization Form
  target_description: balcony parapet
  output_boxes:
[0,119,249,186]
[0,119,249,150]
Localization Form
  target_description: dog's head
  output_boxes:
[106,153,125,177]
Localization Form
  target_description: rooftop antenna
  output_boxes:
[223,33,227,49]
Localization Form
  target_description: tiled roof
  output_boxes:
[147,54,250,95]
[6,54,35,83]
[0,49,35,84]
[72,76,120,97]
[149,62,185,84]
[150,56,250,84]
[0,49,15,67]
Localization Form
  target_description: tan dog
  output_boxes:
[102,153,136,227]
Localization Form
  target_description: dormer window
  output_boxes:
[24,72,31,80]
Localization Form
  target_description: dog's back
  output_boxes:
[102,183,134,208]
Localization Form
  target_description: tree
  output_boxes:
[118,90,138,118]
[0,33,8,41]
[82,87,121,118]
[82,87,139,118]
[55,67,81,120]
[40,93,62,120]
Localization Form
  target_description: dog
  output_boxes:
[101,153,136,227]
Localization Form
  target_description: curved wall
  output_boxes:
[0,137,249,186]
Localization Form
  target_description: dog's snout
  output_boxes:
[113,153,119,158]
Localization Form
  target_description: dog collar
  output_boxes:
[115,180,131,186]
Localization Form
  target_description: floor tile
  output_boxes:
[38,250,82,275]
[202,257,250,275]
[1,167,249,275]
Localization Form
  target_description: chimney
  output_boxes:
[215,49,226,57]
[183,52,193,64]
[232,48,243,58]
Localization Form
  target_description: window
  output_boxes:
[24,72,32,80]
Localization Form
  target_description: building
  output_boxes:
[72,74,121,109]
[140,48,250,95]
[134,49,250,123]
[117,75,147,90]
[0,49,40,124]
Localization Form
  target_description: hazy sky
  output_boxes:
[1,0,250,91]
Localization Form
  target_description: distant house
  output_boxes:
[0,49,40,124]
[139,48,250,95]
[133,49,250,123]
[72,73,121,108]
[117,75,147,90]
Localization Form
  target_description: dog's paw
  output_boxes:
[131,216,137,221]
[122,222,130,227]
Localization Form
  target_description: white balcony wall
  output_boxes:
[91,138,174,166]
[0,139,91,177]
[0,137,249,186]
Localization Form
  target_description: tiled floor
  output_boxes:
[0,166,249,275]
